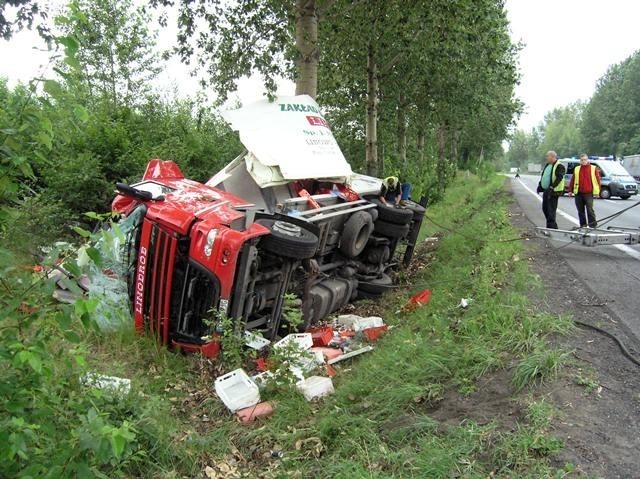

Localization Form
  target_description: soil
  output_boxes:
[416,188,640,478]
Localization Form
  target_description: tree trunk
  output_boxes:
[397,94,407,167]
[365,43,379,176]
[295,0,319,98]
[417,129,425,164]
[437,124,447,193]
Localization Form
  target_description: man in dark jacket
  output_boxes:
[536,151,566,229]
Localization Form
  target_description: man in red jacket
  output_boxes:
[568,154,601,227]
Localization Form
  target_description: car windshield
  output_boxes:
[597,161,635,180]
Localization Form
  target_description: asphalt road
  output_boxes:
[509,174,640,340]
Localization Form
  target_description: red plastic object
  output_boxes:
[256,357,270,372]
[171,338,220,359]
[325,364,337,377]
[338,330,356,338]
[307,326,334,347]
[410,289,432,306]
[298,189,321,209]
[236,401,274,424]
[363,325,389,342]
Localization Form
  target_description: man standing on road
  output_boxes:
[569,154,601,228]
[536,150,566,229]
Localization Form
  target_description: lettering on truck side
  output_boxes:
[135,246,147,315]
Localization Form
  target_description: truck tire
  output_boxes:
[404,200,426,220]
[367,207,379,222]
[370,199,413,225]
[257,219,318,259]
[340,211,373,258]
[358,273,393,294]
[599,187,611,199]
[373,220,410,239]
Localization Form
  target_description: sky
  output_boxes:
[505,0,640,130]
[1,1,639,131]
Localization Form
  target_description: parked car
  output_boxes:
[109,96,425,358]
[558,158,638,199]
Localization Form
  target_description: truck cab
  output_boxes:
[112,96,425,357]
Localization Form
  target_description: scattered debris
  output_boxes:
[402,289,432,313]
[80,373,131,397]
[273,333,313,350]
[235,401,275,424]
[214,369,260,412]
[244,331,271,350]
[297,376,335,401]
[363,325,389,342]
[337,314,384,331]
[458,298,473,309]
[307,326,334,347]
[327,345,374,365]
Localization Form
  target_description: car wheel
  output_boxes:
[620,195,630,200]
[373,219,410,239]
[340,211,374,258]
[257,219,319,259]
[599,187,611,199]
[358,273,393,294]
[369,199,414,225]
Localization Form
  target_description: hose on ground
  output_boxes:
[573,319,640,367]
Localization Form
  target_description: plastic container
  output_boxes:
[307,326,334,347]
[296,376,335,401]
[214,368,260,412]
[244,331,271,350]
[273,333,313,351]
[337,314,384,332]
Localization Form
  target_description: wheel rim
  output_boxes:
[273,221,302,237]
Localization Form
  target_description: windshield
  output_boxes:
[596,161,635,181]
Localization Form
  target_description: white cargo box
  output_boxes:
[214,368,260,412]
[273,333,313,351]
[296,376,335,401]
[337,314,384,332]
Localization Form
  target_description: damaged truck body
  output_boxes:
[112,96,425,357]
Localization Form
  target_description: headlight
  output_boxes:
[204,228,218,257]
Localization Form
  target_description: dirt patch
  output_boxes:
[508,189,640,479]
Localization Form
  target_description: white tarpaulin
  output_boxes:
[222,95,353,184]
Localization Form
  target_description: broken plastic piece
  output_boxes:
[306,326,334,347]
[80,373,131,396]
[297,376,335,401]
[363,325,389,342]
[236,401,274,424]
[214,368,260,412]
[458,298,472,309]
[336,314,384,332]
[327,345,374,365]
[244,331,271,350]
[310,347,343,361]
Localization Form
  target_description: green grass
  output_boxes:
[10,172,576,478]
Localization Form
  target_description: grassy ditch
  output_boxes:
[1,173,575,478]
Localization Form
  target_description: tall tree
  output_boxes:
[56,0,160,106]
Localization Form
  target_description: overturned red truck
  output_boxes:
[112,96,425,357]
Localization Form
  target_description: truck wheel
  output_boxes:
[340,211,373,258]
[373,220,410,238]
[404,200,426,220]
[370,199,413,225]
[358,273,393,294]
[257,219,318,259]
[599,187,611,199]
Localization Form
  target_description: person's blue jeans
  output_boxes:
[401,183,412,201]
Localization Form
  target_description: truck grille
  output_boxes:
[144,224,178,345]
